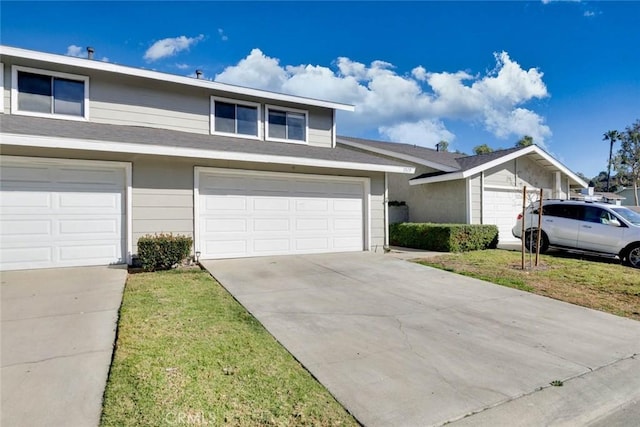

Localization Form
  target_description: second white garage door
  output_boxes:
[196,168,368,259]
[483,188,524,243]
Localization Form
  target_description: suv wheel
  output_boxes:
[626,243,640,269]
[524,229,549,254]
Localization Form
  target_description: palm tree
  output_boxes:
[603,130,621,192]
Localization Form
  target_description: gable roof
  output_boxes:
[411,144,588,187]
[0,115,413,174]
[0,45,354,112]
[337,136,464,171]
[337,135,587,188]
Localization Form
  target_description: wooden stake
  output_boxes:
[535,189,544,267]
[521,186,526,270]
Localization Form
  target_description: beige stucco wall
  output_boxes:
[0,145,386,254]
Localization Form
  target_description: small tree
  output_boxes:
[473,144,493,155]
[436,140,449,152]
[603,130,621,192]
[516,135,534,148]
[615,120,640,206]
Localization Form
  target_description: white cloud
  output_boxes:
[218,28,228,41]
[65,45,84,57]
[584,10,595,17]
[175,63,190,70]
[215,49,552,148]
[379,120,455,148]
[144,34,204,62]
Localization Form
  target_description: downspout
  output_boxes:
[384,172,389,250]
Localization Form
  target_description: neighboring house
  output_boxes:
[617,188,640,207]
[570,189,625,206]
[0,46,414,271]
[338,136,588,243]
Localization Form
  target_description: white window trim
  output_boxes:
[11,65,89,121]
[0,63,4,113]
[210,96,262,140]
[265,104,309,145]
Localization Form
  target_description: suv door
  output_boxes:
[576,206,627,254]
[540,204,581,247]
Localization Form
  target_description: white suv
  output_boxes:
[512,200,640,268]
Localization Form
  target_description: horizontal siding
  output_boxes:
[307,107,333,148]
[484,160,517,187]
[2,58,336,147]
[471,175,482,224]
[370,175,385,250]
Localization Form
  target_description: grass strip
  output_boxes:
[418,249,640,320]
[101,269,357,427]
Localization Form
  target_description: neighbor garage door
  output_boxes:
[483,188,524,243]
[197,168,367,259]
[0,157,128,270]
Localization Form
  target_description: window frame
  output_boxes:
[0,63,4,114]
[265,104,309,144]
[11,65,89,120]
[210,96,261,140]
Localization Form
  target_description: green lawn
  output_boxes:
[418,249,640,320]
[100,269,357,427]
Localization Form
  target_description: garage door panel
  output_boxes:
[296,199,328,212]
[255,218,291,232]
[295,237,329,251]
[58,192,121,210]
[254,238,290,253]
[58,218,119,235]
[1,246,53,266]
[205,239,246,257]
[296,218,328,231]
[334,199,362,211]
[198,170,365,259]
[0,219,52,237]
[205,195,246,211]
[0,191,53,210]
[0,165,52,185]
[0,157,126,270]
[253,197,290,212]
[206,218,248,232]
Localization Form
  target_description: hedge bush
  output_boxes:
[389,223,498,252]
[137,233,193,271]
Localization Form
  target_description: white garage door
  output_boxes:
[0,157,127,270]
[197,168,367,259]
[483,188,524,243]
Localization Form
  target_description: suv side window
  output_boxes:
[580,206,602,224]
[542,204,579,219]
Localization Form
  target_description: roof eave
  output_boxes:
[0,45,355,112]
[1,132,413,174]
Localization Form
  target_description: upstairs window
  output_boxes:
[266,105,307,143]
[211,97,260,139]
[12,66,88,119]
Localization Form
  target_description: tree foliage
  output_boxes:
[614,120,640,205]
[515,135,534,148]
[436,140,449,152]
[473,144,493,155]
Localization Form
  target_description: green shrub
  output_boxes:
[390,223,498,252]
[137,233,193,271]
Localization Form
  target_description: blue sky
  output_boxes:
[2,1,639,178]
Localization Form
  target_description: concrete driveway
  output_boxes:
[1,266,127,427]
[202,252,640,427]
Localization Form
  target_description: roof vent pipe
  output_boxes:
[87,47,94,60]
[195,69,203,79]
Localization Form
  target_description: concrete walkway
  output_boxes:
[202,252,640,427]
[1,266,127,427]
